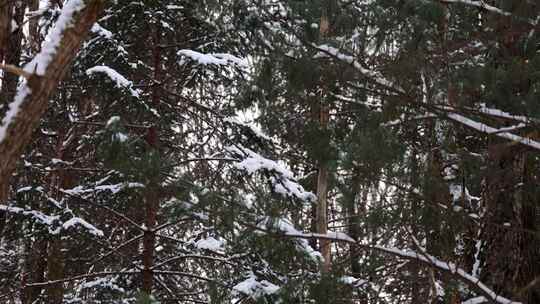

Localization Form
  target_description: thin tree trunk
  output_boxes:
[28,0,40,53]
[347,170,362,276]
[46,237,64,303]
[141,23,162,296]
[316,162,330,271]
[142,185,158,295]
[23,237,47,304]
[0,0,11,65]
[0,1,25,108]
[316,0,332,274]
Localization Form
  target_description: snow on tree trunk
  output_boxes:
[0,0,105,202]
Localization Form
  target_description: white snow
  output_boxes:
[0,205,58,226]
[0,204,103,237]
[314,44,401,92]
[227,146,316,202]
[195,237,223,251]
[94,182,144,194]
[375,246,521,304]
[86,65,141,98]
[449,184,480,203]
[0,0,89,144]
[91,23,113,39]
[224,117,272,142]
[178,49,248,67]
[63,217,104,237]
[441,0,511,17]
[106,116,121,127]
[447,112,540,151]
[260,217,322,262]
[462,296,489,304]
[232,272,279,298]
[25,0,87,76]
[79,277,125,293]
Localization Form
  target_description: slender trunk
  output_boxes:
[142,185,158,295]
[141,23,162,296]
[0,0,11,65]
[0,1,25,108]
[316,161,330,271]
[347,172,367,303]
[28,0,40,53]
[347,171,361,276]
[316,0,332,273]
[45,126,77,303]
[46,236,64,303]
[23,237,47,304]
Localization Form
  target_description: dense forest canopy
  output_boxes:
[0,0,539,303]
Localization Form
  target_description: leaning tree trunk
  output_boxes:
[0,0,25,204]
[0,0,105,200]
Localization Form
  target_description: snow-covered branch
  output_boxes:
[440,0,511,17]
[86,65,141,98]
[0,204,103,237]
[313,44,402,92]
[0,0,105,193]
[255,225,521,304]
[446,112,540,150]
[178,49,248,68]
[226,146,316,202]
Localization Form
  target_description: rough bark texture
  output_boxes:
[46,236,65,303]
[0,1,25,108]
[28,0,40,53]
[0,0,105,200]
[22,237,47,304]
[0,1,25,204]
[481,143,540,303]
[0,0,11,64]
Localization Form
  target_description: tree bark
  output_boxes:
[141,186,158,295]
[316,161,330,271]
[46,236,64,304]
[0,0,105,199]
[141,23,162,296]
[28,0,40,53]
[316,0,332,274]
[0,0,11,65]
[481,143,540,303]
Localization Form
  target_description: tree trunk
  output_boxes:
[481,143,540,303]
[316,162,330,271]
[22,237,47,304]
[347,170,362,276]
[28,0,40,53]
[0,1,25,206]
[46,237,64,303]
[0,0,11,65]
[142,185,158,295]
[141,23,162,296]
[0,0,104,198]
[316,0,333,274]
[0,1,25,108]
